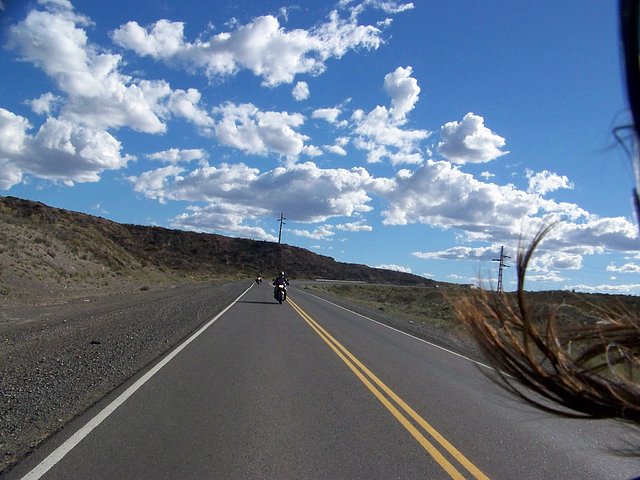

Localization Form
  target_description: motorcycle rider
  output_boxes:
[272,271,289,300]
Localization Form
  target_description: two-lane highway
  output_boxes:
[7,282,639,479]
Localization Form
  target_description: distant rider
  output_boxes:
[272,271,289,300]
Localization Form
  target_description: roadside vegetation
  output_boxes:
[303,282,640,350]
[303,283,470,338]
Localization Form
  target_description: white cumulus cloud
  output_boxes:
[526,169,574,196]
[606,262,640,273]
[383,66,420,120]
[437,112,508,164]
[351,66,428,165]
[112,6,403,87]
[312,107,343,124]
[0,108,31,156]
[0,109,133,189]
[412,245,498,261]
[374,263,412,273]
[335,219,373,231]
[7,2,170,133]
[171,202,277,241]
[212,102,311,161]
[129,161,377,223]
[146,148,207,164]
[29,92,61,115]
[291,224,335,240]
[292,81,310,101]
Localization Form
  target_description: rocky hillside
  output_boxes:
[0,196,435,305]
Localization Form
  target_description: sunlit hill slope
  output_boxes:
[0,196,436,304]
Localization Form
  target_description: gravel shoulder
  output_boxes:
[0,280,249,476]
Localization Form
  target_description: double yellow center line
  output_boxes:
[288,297,490,480]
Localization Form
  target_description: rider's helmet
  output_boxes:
[280,271,285,277]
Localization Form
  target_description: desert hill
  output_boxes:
[0,195,435,305]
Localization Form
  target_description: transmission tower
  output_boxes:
[492,246,511,293]
[277,212,286,244]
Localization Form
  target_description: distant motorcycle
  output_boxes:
[255,276,262,284]
[274,284,286,304]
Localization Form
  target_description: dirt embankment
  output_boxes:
[0,281,249,476]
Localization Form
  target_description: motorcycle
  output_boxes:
[274,284,286,304]
[255,276,262,284]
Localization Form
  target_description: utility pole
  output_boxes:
[277,212,286,244]
[492,246,511,293]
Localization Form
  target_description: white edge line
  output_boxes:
[297,288,497,372]
[20,283,254,480]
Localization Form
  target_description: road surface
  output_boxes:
[6,282,639,479]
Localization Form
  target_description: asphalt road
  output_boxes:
[6,282,639,479]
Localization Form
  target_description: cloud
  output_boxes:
[291,224,335,240]
[0,108,31,156]
[437,112,508,164]
[388,159,638,276]
[166,89,214,129]
[543,216,639,252]
[312,107,343,124]
[374,263,412,273]
[146,148,207,164]
[383,66,420,120]
[346,0,415,21]
[352,105,428,164]
[130,149,639,270]
[29,92,61,115]
[412,245,499,261]
[528,251,583,271]
[302,145,323,157]
[111,18,185,58]
[0,110,133,189]
[335,219,373,231]
[325,144,348,156]
[606,262,640,273]
[6,0,219,146]
[130,165,184,204]
[7,1,94,83]
[171,202,277,241]
[412,245,582,285]
[27,118,133,184]
[112,5,401,87]
[525,271,565,283]
[130,161,378,223]
[351,66,428,165]
[7,2,170,133]
[212,102,310,161]
[292,81,310,101]
[0,159,24,190]
[447,273,465,280]
[323,135,350,155]
[379,159,543,230]
[378,160,602,247]
[526,169,574,196]
[567,283,640,294]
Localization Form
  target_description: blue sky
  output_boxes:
[1,0,639,294]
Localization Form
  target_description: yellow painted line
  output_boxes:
[288,297,490,480]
